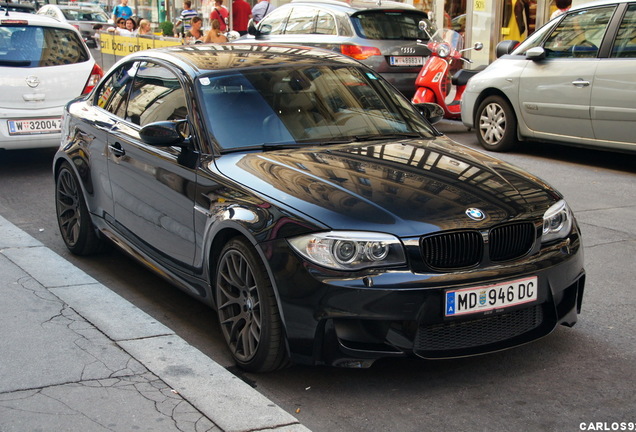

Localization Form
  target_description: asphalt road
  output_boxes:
[1,123,634,432]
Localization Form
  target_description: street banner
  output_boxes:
[99,33,182,56]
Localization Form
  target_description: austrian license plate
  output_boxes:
[389,56,424,66]
[445,276,538,317]
[8,118,62,136]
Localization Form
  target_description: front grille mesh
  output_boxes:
[421,222,536,269]
[414,305,543,352]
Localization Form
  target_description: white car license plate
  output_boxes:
[445,276,538,317]
[389,56,424,66]
[8,118,62,136]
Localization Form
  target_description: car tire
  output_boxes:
[215,237,288,372]
[55,162,104,255]
[475,95,518,152]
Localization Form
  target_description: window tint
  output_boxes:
[543,6,615,58]
[260,7,289,34]
[284,7,316,34]
[352,11,427,40]
[611,4,636,58]
[95,62,138,117]
[315,11,336,35]
[125,62,188,126]
[0,25,88,67]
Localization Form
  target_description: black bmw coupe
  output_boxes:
[54,43,585,372]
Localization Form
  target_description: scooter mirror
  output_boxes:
[419,20,428,32]
[474,42,484,51]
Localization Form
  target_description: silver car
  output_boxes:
[239,0,430,99]
[36,4,112,47]
[461,0,636,154]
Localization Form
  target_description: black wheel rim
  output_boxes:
[217,249,262,362]
[56,169,81,248]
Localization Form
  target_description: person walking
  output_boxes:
[210,0,229,32]
[111,0,133,22]
[251,0,274,24]
[174,0,198,37]
[232,0,251,36]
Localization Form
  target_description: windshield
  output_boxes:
[352,11,428,40]
[197,65,435,151]
[62,8,110,22]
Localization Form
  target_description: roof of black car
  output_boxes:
[133,43,362,74]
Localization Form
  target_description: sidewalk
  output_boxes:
[0,215,310,432]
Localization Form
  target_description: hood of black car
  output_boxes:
[213,137,560,237]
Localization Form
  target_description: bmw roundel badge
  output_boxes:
[465,208,486,221]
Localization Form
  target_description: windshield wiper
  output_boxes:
[0,60,31,66]
[220,140,349,154]
[351,132,423,141]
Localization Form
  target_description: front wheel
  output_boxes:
[215,238,288,372]
[475,95,518,152]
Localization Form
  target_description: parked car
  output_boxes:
[0,12,103,150]
[36,3,111,47]
[0,2,36,14]
[461,0,636,154]
[53,43,585,372]
[238,0,431,98]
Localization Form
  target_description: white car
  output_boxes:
[0,12,103,150]
[461,0,636,153]
[36,4,112,47]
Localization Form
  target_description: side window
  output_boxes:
[543,6,615,58]
[259,8,289,34]
[124,62,187,127]
[611,4,636,58]
[95,62,138,118]
[284,7,316,34]
[315,11,336,35]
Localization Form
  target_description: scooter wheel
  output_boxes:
[475,95,518,152]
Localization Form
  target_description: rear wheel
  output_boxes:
[215,237,288,372]
[55,162,103,255]
[475,95,518,152]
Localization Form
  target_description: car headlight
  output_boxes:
[288,231,406,271]
[542,199,573,243]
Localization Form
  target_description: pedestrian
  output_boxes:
[186,16,205,42]
[550,0,571,19]
[111,0,133,23]
[251,0,274,24]
[203,18,228,43]
[174,0,198,37]
[209,0,229,32]
[232,0,251,36]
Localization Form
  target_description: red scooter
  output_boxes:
[412,20,483,119]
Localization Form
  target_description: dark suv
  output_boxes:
[240,0,430,98]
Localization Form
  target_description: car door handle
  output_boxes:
[109,142,125,157]
[572,79,590,87]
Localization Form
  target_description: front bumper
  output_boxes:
[263,228,584,367]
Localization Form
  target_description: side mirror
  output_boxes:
[254,23,272,39]
[474,42,483,51]
[414,102,444,125]
[526,46,546,61]
[418,20,428,31]
[495,40,519,58]
[139,121,186,147]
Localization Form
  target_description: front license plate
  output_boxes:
[8,118,62,136]
[445,276,538,317]
[389,56,424,66]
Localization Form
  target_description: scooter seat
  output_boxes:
[451,65,487,86]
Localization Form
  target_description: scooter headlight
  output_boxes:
[436,43,451,58]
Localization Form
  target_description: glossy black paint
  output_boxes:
[54,44,585,368]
